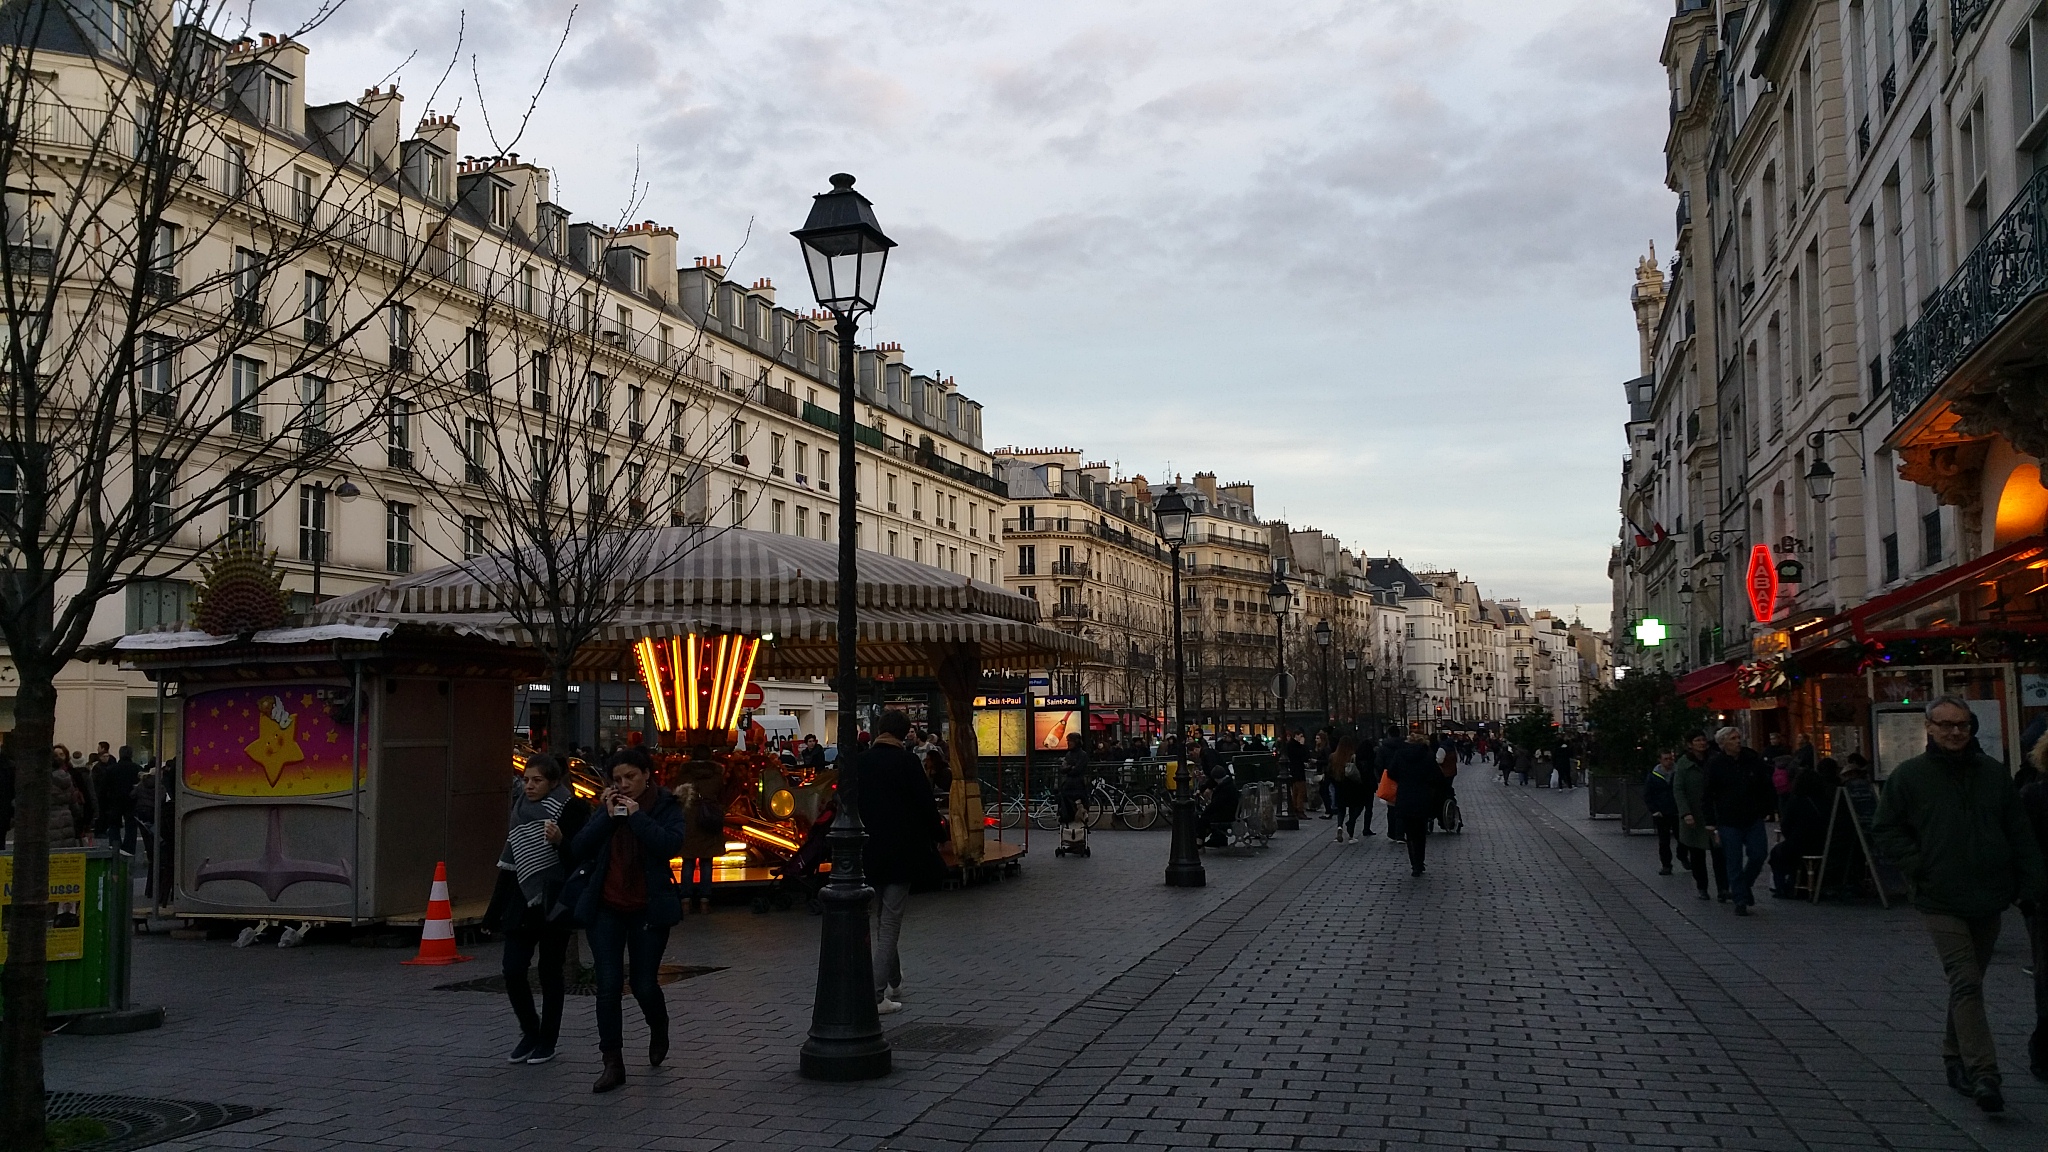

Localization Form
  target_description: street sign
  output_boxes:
[1269,672,1294,699]
[742,682,765,710]
[1746,544,1780,622]
[1632,617,1667,647]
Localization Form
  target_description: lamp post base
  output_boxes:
[799,878,891,1081]
[1164,792,1206,887]
[1276,815,1300,831]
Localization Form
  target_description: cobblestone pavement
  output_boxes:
[44,776,2048,1150]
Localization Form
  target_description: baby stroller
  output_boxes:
[766,800,836,913]
[1054,795,1092,857]
[1438,791,1465,834]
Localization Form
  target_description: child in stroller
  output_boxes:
[765,798,836,914]
[1055,733,1092,857]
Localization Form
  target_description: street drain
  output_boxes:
[434,963,726,996]
[887,1024,1005,1053]
[45,1092,267,1151]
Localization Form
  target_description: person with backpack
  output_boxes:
[1644,749,1680,876]
[674,745,727,915]
[1331,736,1370,843]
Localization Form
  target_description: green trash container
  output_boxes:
[1,848,159,1030]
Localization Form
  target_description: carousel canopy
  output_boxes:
[305,527,1098,678]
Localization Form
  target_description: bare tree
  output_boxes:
[0,2,488,1141]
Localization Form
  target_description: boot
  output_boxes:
[649,1019,670,1067]
[593,1051,626,1094]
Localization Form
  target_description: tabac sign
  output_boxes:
[1746,544,1781,623]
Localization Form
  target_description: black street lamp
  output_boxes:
[1343,650,1358,732]
[1364,662,1379,734]
[1314,619,1332,727]
[1155,486,1203,888]
[793,172,896,1082]
[1268,572,1297,830]
[309,474,360,599]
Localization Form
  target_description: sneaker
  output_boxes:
[1975,1080,2005,1113]
[525,1045,557,1065]
[1347,832,1358,844]
[1716,892,1732,903]
[877,997,904,1016]
[885,984,902,1004]
[1332,830,1345,844]
[508,1035,538,1063]
[1657,867,1673,876]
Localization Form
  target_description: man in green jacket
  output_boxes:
[1873,696,2048,1114]
[1671,732,1726,901]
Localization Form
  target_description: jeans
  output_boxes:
[1924,912,2004,1085]
[1339,800,1369,835]
[1717,822,1769,908]
[1650,813,1675,870]
[1677,841,1725,896]
[680,858,713,905]
[873,883,911,997]
[502,924,571,1047]
[586,907,671,1055]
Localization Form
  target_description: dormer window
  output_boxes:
[490,184,509,228]
[426,153,446,200]
[260,73,289,128]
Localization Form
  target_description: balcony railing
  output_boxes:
[1050,560,1090,578]
[302,318,330,345]
[387,446,414,471]
[1908,2,1930,58]
[1954,0,1992,37]
[140,390,174,417]
[4,244,54,275]
[231,409,262,437]
[388,344,412,372]
[466,367,489,393]
[1881,65,1897,114]
[1890,163,2048,421]
[142,270,178,301]
[1051,603,1092,620]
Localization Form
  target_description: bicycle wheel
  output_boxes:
[1121,794,1160,831]
[1031,799,1060,830]
[991,799,1024,830]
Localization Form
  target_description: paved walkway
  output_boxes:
[45,775,2047,1150]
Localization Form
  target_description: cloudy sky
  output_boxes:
[276,0,1674,620]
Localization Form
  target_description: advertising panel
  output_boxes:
[183,685,363,798]
[0,851,86,960]
[1033,695,1085,751]
[972,695,1028,758]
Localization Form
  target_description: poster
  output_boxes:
[973,695,1028,758]
[183,685,363,798]
[1033,708,1082,751]
[1,851,86,960]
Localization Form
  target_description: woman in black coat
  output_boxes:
[1388,734,1443,877]
[488,753,590,1066]
[571,756,689,1093]
[858,712,946,1012]
[1331,737,1371,844]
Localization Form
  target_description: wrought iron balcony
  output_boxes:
[1890,163,2048,422]
[1050,560,1091,578]
[1881,65,1897,114]
[1051,603,1092,620]
[1954,0,1992,37]
[1908,2,1929,58]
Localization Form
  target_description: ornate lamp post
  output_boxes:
[309,474,359,599]
[1268,572,1297,830]
[1364,662,1379,734]
[1314,619,1332,727]
[1154,486,1203,887]
[793,173,896,1082]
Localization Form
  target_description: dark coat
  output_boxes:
[1642,761,1678,818]
[1874,746,2048,918]
[1703,747,1776,827]
[1387,742,1442,816]
[857,738,946,888]
[570,785,690,927]
[96,756,141,820]
[674,756,728,861]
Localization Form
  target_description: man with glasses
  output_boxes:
[1873,696,2046,1114]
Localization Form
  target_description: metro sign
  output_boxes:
[1746,544,1781,623]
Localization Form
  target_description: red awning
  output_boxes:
[1675,662,1746,711]
[1848,534,2048,639]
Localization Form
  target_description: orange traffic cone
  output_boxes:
[401,861,473,966]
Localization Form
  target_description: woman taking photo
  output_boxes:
[488,753,589,1065]
[570,755,688,1093]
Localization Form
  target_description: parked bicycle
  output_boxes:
[1032,776,1159,831]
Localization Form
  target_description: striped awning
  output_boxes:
[306,528,1096,675]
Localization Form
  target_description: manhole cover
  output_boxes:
[45,1092,266,1152]
[886,1024,1005,1053]
[435,963,726,995]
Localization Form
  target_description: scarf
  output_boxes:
[499,783,569,907]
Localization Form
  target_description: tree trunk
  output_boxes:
[548,657,574,757]
[2,666,58,1149]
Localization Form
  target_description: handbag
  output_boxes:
[548,858,598,926]
[1375,772,1398,804]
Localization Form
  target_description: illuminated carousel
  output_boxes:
[312,527,1094,891]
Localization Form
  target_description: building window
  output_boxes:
[227,474,260,542]
[299,375,329,444]
[887,531,899,557]
[464,419,490,484]
[530,353,551,411]
[230,355,262,435]
[772,499,785,533]
[1016,544,1036,575]
[137,333,174,415]
[301,272,330,342]
[386,501,414,573]
[387,398,412,469]
[795,506,808,537]
[462,515,488,559]
[125,580,190,631]
[1922,510,1943,568]
[298,483,328,562]
[134,454,173,534]
[819,511,832,540]
[730,486,745,527]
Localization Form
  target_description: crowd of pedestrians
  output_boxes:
[1631,699,2048,1115]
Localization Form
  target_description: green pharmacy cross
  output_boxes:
[1633,617,1668,647]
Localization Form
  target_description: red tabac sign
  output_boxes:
[1746,544,1780,622]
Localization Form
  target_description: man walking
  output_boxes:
[1643,749,1679,876]
[1873,697,2046,1113]
[858,710,946,1015]
[1388,729,1441,876]
[1672,732,1727,901]
[1704,726,1775,916]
